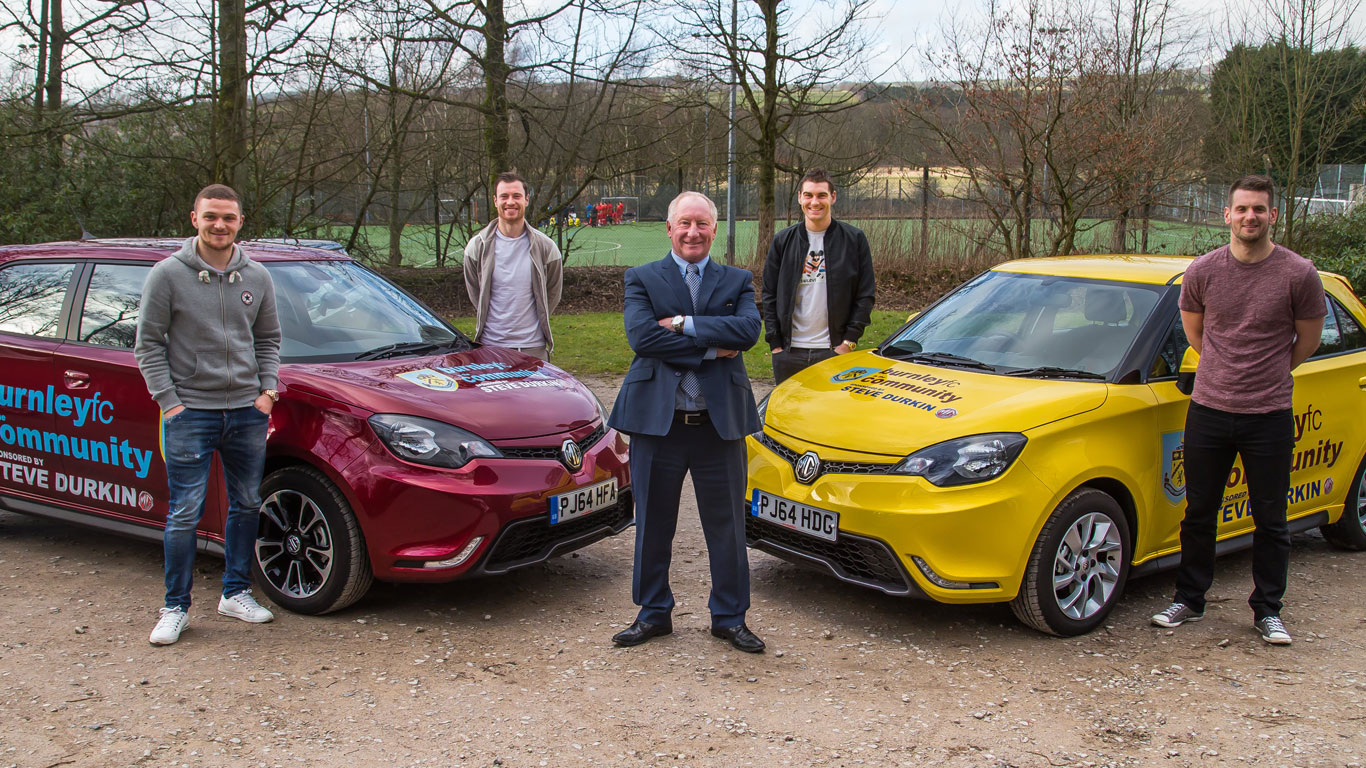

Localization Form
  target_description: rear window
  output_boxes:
[0,262,75,337]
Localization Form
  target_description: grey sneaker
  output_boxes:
[1150,602,1204,628]
[1255,615,1292,645]
[218,590,275,624]
[149,607,188,645]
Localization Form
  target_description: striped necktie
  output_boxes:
[681,263,702,402]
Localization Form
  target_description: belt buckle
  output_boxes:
[683,411,702,426]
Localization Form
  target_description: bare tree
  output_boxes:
[1095,0,1203,252]
[663,0,879,261]
[903,0,1202,258]
[1206,0,1363,248]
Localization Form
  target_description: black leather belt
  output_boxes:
[675,410,709,425]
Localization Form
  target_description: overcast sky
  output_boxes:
[857,0,1365,80]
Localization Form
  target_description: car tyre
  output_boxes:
[1011,488,1131,637]
[1321,456,1366,551]
[253,465,373,614]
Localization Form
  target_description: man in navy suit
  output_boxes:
[608,191,765,653]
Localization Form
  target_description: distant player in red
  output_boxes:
[615,202,625,225]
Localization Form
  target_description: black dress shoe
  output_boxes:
[611,619,672,647]
[711,623,765,653]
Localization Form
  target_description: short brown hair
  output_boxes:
[799,168,836,195]
[1229,174,1276,207]
[495,171,528,196]
[194,184,240,210]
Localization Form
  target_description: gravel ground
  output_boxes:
[2,376,1365,768]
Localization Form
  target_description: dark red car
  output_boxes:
[0,239,632,614]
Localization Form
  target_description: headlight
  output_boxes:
[891,433,1026,486]
[368,413,502,468]
[591,391,610,424]
[756,394,770,427]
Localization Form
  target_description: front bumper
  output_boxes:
[745,429,1052,604]
[341,424,633,582]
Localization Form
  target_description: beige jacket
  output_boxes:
[463,220,564,352]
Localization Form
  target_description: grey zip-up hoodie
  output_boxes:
[134,237,282,411]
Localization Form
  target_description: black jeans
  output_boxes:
[772,347,838,384]
[1174,402,1294,620]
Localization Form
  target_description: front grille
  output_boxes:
[499,423,608,465]
[746,515,913,595]
[480,490,633,574]
[756,432,897,478]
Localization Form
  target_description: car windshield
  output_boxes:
[882,271,1164,377]
[264,261,466,363]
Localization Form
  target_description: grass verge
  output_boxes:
[447,310,914,378]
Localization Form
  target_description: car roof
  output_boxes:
[992,255,1194,285]
[0,238,353,265]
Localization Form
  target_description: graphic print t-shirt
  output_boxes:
[790,228,830,348]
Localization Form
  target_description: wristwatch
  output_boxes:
[262,389,279,402]
[670,315,685,333]
[842,340,857,350]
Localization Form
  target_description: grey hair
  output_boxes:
[666,191,718,225]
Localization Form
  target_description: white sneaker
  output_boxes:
[149,607,189,645]
[218,590,275,624]
[1150,602,1204,628]
[1255,615,1292,645]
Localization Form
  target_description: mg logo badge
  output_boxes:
[794,451,821,484]
[561,439,583,471]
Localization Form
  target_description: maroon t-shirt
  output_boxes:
[1179,244,1325,413]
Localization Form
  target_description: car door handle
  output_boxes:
[1360,376,1366,391]
[64,370,91,389]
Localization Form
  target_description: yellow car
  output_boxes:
[746,256,1366,636]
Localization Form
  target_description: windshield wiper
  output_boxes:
[354,341,447,361]
[1004,366,1106,380]
[889,351,996,371]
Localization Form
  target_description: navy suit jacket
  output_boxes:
[608,255,762,441]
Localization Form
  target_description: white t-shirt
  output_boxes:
[789,228,830,348]
[481,231,545,347]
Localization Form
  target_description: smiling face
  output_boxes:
[191,197,243,254]
[1225,188,1277,246]
[800,180,836,231]
[666,195,717,263]
[495,179,528,227]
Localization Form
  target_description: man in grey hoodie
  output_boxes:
[135,184,282,645]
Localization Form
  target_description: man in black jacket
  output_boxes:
[762,169,876,383]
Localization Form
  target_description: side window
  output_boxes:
[0,262,76,337]
[1332,298,1366,352]
[80,263,152,349]
[1147,314,1190,380]
[1313,295,1343,357]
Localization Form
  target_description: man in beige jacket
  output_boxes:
[463,171,563,360]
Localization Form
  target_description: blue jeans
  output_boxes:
[161,406,269,610]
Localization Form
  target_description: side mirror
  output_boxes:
[1176,347,1199,395]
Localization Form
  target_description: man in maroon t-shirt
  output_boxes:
[1151,175,1325,646]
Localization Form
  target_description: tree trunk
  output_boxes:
[482,0,510,188]
[1112,208,1129,253]
[920,165,929,259]
[213,0,248,192]
[44,0,63,112]
[754,0,780,263]
[387,56,404,267]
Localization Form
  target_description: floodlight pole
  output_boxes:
[725,0,737,265]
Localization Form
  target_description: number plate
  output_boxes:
[549,478,619,525]
[750,489,839,542]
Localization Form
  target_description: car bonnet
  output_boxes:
[764,352,1108,457]
[282,347,599,441]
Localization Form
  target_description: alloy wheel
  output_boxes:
[1051,511,1123,621]
[257,489,335,599]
